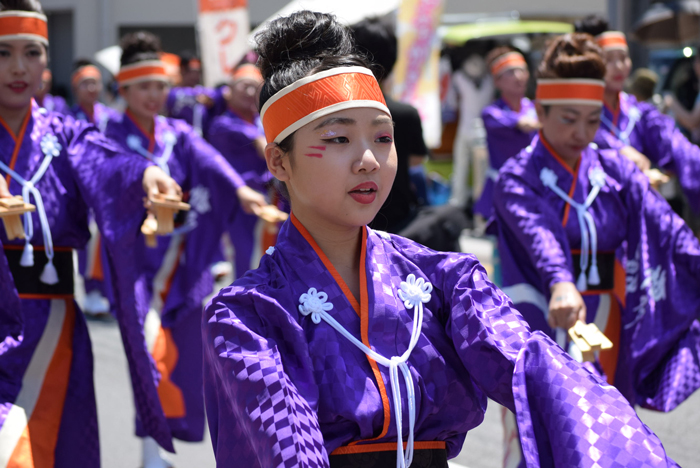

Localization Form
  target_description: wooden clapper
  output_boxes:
[0,195,36,240]
[568,321,613,362]
[141,194,190,247]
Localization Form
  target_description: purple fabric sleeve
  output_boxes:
[0,240,22,356]
[183,126,246,191]
[493,164,574,289]
[204,290,329,468]
[481,104,520,133]
[61,117,175,451]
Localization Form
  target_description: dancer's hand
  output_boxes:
[142,166,182,202]
[517,115,541,133]
[0,177,10,199]
[236,186,267,215]
[548,281,586,330]
[620,145,651,172]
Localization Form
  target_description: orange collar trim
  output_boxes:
[536,79,605,107]
[490,52,527,77]
[0,11,48,45]
[117,60,169,88]
[538,131,578,176]
[260,66,390,144]
[71,65,102,87]
[596,31,628,52]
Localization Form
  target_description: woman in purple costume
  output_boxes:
[0,0,182,465]
[202,12,678,468]
[574,16,700,215]
[474,47,538,220]
[104,31,267,468]
[492,33,700,467]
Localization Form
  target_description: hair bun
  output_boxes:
[255,10,354,80]
[120,31,162,66]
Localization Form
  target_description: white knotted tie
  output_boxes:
[599,105,640,146]
[0,134,62,284]
[298,274,432,468]
[126,130,177,176]
[540,166,607,292]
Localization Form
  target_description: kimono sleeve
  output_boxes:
[636,104,700,213]
[203,286,328,468]
[437,255,677,467]
[616,156,700,411]
[0,240,22,355]
[493,161,574,289]
[61,119,175,451]
[481,104,519,134]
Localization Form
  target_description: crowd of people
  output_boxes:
[0,0,699,467]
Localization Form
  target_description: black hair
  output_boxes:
[119,31,161,67]
[574,14,610,37]
[72,58,95,71]
[255,10,370,152]
[0,0,43,13]
[178,49,199,69]
[350,17,397,82]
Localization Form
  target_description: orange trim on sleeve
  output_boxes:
[332,440,446,455]
[2,106,32,187]
[8,299,75,467]
[598,294,621,384]
[90,234,105,281]
[290,214,392,443]
[152,326,186,418]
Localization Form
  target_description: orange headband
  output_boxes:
[596,31,628,52]
[232,64,262,83]
[117,60,170,88]
[490,52,527,77]
[536,79,605,106]
[72,65,102,87]
[0,11,48,45]
[260,66,390,144]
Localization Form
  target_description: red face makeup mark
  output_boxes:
[304,145,326,158]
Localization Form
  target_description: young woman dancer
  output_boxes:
[0,0,183,465]
[474,47,538,220]
[202,12,678,468]
[104,31,267,468]
[492,33,700,466]
[574,16,700,215]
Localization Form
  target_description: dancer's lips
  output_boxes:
[8,81,28,94]
[348,181,378,204]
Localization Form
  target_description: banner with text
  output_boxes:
[198,0,249,87]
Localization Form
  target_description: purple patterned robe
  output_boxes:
[203,214,678,468]
[71,102,120,133]
[594,91,700,213]
[105,112,245,442]
[492,133,700,412]
[38,93,70,115]
[475,97,536,218]
[166,86,227,137]
[0,102,174,465]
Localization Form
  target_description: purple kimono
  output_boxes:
[38,93,70,115]
[475,97,537,218]
[166,86,227,137]
[105,112,246,443]
[492,133,700,412]
[203,213,677,468]
[594,91,700,213]
[207,109,277,278]
[0,102,174,466]
[71,102,121,302]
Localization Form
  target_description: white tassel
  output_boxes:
[576,271,588,292]
[20,243,34,267]
[40,260,59,285]
[588,264,601,286]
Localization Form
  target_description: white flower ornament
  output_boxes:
[40,134,62,157]
[398,274,432,309]
[589,167,607,188]
[298,288,333,324]
[265,246,275,255]
[539,167,558,187]
[127,134,143,151]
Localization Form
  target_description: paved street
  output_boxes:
[88,312,700,468]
